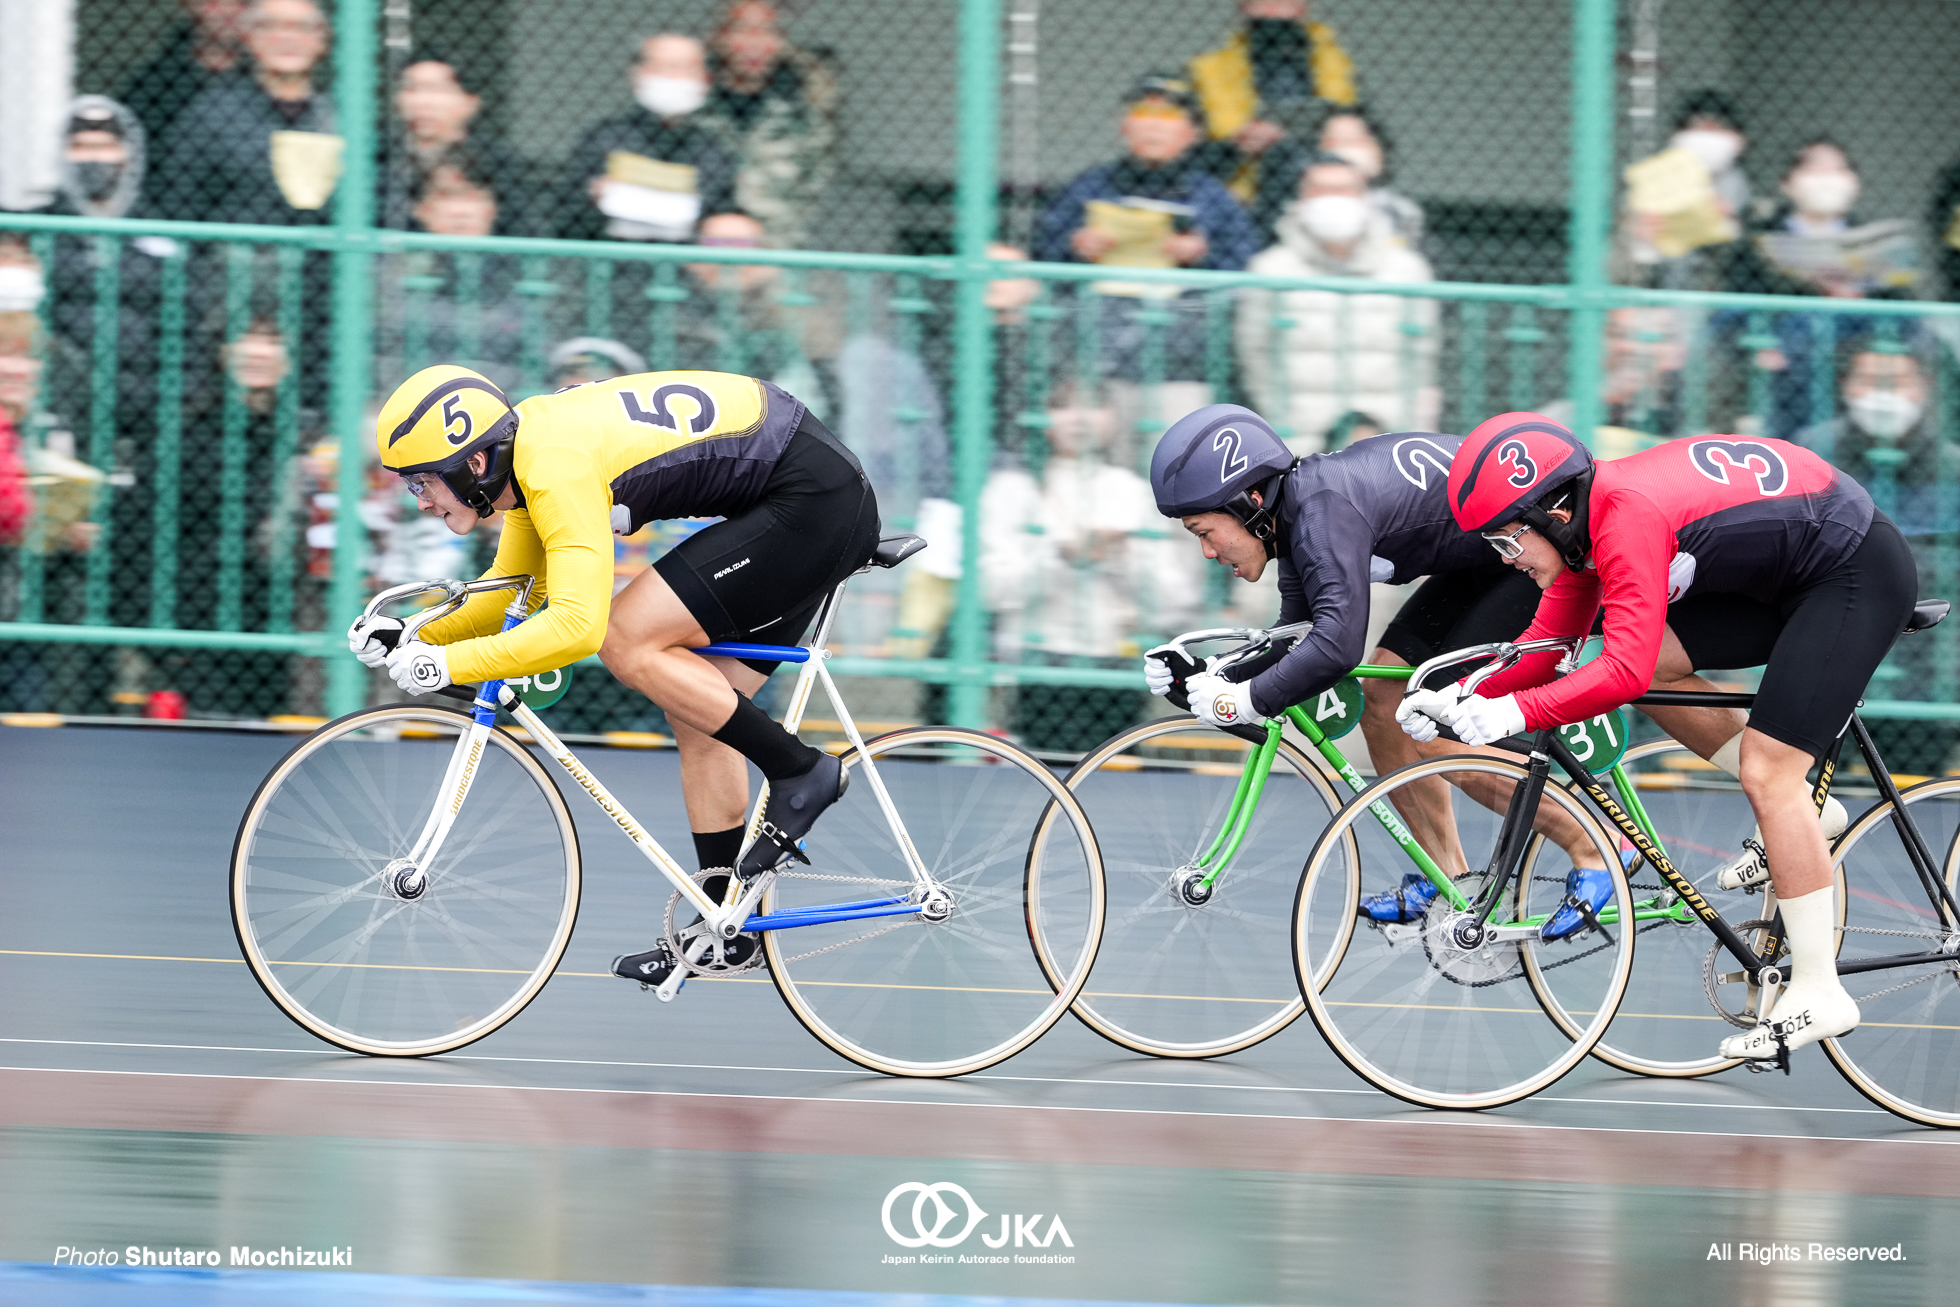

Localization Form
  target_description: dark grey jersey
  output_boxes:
[1230,432,1491,716]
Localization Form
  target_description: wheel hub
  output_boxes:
[1421,902,1523,987]
[1173,867,1215,906]
[918,885,954,923]
[383,857,427,900]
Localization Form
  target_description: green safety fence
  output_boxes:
[4,0,1960,769]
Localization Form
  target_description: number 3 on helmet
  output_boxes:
[376,364,520,518]
[1447,412,1595,568]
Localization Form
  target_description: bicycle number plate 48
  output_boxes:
[507,663,574,711]
[1556,708,1630,773]
[1310,677,1364,741]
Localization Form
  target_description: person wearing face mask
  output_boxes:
[1617,91,1753,291]
[564,33,738,244]
[1187,0,1358,205]
[1235,153,1439,452]
[1795,340,1939,530]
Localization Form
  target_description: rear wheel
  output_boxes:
[763,728,1104,1077]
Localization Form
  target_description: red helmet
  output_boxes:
[1448,412,1595,564]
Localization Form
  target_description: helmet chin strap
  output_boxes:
[1226,463,1296,559]
[1519,469,1595,570]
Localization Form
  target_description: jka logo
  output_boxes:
[881,1182,1073,1250]
[620,382,718,435]
[1690,439,1788,496]
[1209,691,1239,724]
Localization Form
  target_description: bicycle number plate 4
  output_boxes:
[1556,708,1629,774]
[507,663,574,711]
[1310,677,1364,741]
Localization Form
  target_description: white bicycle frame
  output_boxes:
[361,566,936,984]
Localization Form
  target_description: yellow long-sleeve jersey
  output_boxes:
[417,370,805,682]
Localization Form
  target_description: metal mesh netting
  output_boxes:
[1,0,1958,768]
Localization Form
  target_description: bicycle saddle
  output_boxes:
[1907,599,1949,633]
[869,535,928,569]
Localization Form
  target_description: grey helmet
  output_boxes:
[1150,404,1296,546]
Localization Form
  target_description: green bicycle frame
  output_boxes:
[1185,663,1691,925]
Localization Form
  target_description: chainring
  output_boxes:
[1703,918,1784,1029]
[663,871,765,975]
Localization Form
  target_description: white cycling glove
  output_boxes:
[1143,643,1202,702]
[346,613,403,668]
[1394,685,1464,744]
[386,639,452,695]
[1186,672,1263,731]
[1447,693,1527,747]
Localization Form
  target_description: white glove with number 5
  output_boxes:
[1394,685,1464,743]
[1186,672,1263,731]
[346,612,402,668]
[1447,693,1526,747]
[386,638,452,695]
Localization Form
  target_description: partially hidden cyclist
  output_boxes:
[1143,404,1649,938]
[349,366,880,986]
[1405,411,1913,1062]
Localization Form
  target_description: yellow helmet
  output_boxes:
[375,364,519,518]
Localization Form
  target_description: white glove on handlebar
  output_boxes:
[1395,685,1464,744]
[1447,693,1527,747]
[347,613,403,668]
[1144,655,1176,698]
[1186,672,1263,730]
[386,639,453,695]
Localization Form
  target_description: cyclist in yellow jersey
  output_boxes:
[350,365,880,985]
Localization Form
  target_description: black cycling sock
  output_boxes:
[711,693,821,782]
[691,825,745,872]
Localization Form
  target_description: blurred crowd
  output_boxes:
[4,0,1960,729]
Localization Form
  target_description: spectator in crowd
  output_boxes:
[981,377,1202,750]
[675,211,817,392]
[155,0,342,225]
[1187,0,1358,206]
[1931,151,1960,301]
[1719,138,1906,439]
[381,52,531,235]
[1671,91,1753,232]
[565,34,737,243]
[31,99,182,433]
[1794,338,1941,531]
[1315,108,1420,249]
[1540,307,1689,454]
[0,314,40,551]
[118,0,249,148]
[376,149,533,390]
[696,0,840,250]
[1236,151,1439,451]
[1034,73,1261,466]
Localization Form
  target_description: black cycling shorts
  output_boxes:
[1666,513,1917,759]
[1377,564,1544,677]
[654,412,881,673]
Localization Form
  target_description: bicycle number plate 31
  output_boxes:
[1556,708,1629,774]
[507,663,574,711]
[1310,677,1364,741]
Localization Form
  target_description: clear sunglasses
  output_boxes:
[1483,522,1532,560]
[400,471,444,502]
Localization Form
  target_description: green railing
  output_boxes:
[3,0,1958,764]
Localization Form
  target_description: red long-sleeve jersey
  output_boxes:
[1477,437,1873,729]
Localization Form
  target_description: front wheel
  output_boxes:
[231,703,582,1056]
[1293,754,1635,1110]
[763,727,1105,1077]
[1822,776,1960,1128]
[1045,714,1348,1058]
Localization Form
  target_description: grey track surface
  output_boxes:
[4,724,1957,1305]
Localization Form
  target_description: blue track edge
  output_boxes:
[0,1264,1205,1307]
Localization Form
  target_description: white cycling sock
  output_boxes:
[1717,884,1859,1059]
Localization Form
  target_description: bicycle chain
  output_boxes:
[769,870,920,962]
[778,918,913,963]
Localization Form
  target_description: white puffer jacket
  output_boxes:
[1235,207,1440,453]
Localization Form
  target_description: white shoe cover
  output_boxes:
[1718,975,1859,1059]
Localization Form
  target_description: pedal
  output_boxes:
[1743,1035,1792,1076]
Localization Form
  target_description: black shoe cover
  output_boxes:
[737,753,847,880]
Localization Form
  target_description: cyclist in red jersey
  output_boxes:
[1399,412,1918,1063]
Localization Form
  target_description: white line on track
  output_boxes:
[0,1035,1905,1120]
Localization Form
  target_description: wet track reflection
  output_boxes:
[5,725,1959,1305]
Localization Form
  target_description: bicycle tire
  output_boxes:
[1293,753,1635,1110]
[763,726,1104,1077]
[1821,775,1960,1128]
[1039,713,1349,1058]
[231,703,582,1057]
